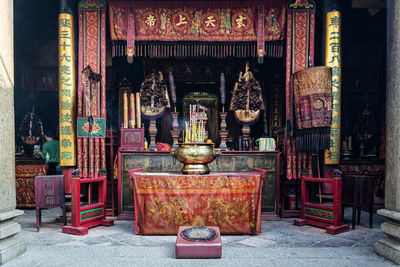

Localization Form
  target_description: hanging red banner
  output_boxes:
[109,3,285,43]
[285,0,316,180]
[77,0,107,177]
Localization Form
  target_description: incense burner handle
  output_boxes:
[170,148,178,158]
[213,148,221,159]
[170,148,177,165]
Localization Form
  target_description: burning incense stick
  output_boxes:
[220,73,226,112]
[169,71,177,112]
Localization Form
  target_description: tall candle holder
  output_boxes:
[219,73,227,150]
[170,110,180,148]
[148,118,157,151]
[219,110,228,150]
[242,124,251,147]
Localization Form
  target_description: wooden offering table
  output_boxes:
[129,168,266,235]
[119,151,280,219]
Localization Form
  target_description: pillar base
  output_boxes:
[0,210,26,264]
[375,209,400,264]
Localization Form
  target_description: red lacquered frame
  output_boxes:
[294,174,349,235]
[62,172,114,235]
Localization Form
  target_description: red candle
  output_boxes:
[123,91,128,128]
[129,93,136,128]
[136,93,141,128]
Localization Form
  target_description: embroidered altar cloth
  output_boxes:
[129,168,266,235]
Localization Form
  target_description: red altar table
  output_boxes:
[129,168,266,235]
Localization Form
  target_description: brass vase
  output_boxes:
[170,143,221,174]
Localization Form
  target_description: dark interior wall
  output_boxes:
[341,7,386,157]
[14,0,59,142]
[314,0,386,157]
[14,0,79,143]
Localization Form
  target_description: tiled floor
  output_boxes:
[13,207,386,248]
[3,207,395,266]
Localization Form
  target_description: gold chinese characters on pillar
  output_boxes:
[324,11,341,164]
[59,13,76,166]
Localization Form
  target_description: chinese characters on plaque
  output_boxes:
[58,13,76,166]
[324,11,341,164]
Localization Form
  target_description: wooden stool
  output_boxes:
[342,175,375,229]
[35,175,66,231]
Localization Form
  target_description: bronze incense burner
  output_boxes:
[170,143,221,174]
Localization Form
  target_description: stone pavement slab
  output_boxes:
[2,208,395,266]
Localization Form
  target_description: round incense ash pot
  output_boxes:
[170,143,221,174]
[181,226,217,242]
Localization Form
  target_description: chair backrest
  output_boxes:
[35,175,65,208]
